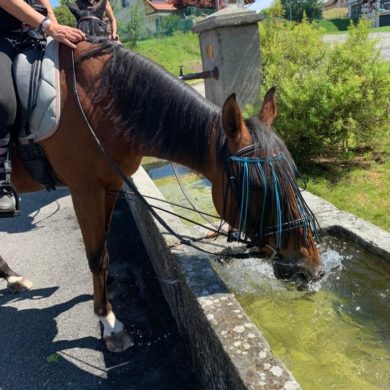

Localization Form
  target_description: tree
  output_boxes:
[262,0,285,18]
[121,0,146,48]
[281,0,322,22]
[161,14,180,36]
[54,0,77,27]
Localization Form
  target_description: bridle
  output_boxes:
[223,141,320,254]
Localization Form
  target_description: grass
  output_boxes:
[313,18,390,34]
[125,32,200,76]
[322,7,348,19]
[303,155,390,232]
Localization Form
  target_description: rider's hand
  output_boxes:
[111,33,120,42]
[45,23,85,49]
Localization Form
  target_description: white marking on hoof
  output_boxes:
[99,311,124,338]
[7,276,33,293]
[99,312,133,353]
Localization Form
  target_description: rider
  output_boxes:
[76,0,119,40]
[0,0,85,217]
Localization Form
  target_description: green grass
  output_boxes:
[371,25,390,32]
[305,159,390,231]
[314,18,390,34]
[314,18,352,33]
[323,7,348,19]
[125,32,200,76]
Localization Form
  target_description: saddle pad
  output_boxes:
[18,37,61,144]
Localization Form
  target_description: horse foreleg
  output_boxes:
[71,187,133,353]
[0,254,33,293]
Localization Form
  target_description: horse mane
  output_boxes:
[78,39,222,167]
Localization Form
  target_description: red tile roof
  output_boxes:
[147,0,177,10]
[148,0,254,12]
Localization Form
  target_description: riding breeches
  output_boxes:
[0,36,18,179]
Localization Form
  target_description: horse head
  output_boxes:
[212,87,324,283]
[68,0,108,37]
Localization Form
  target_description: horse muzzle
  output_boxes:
[272,258,325,284]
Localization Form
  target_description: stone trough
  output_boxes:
[124,167,390,390]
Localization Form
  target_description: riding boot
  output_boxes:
[0,139,20,218]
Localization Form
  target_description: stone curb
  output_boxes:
[125,167,300,390]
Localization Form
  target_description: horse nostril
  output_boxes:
[317,270,326,280]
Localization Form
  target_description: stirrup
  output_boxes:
[0,182,20,218]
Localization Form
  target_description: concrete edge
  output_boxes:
[125,167,300,390]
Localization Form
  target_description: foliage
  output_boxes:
[119,0,146,48]
[280,0,323,22]
[262,0,285,17]
[161,14,181,36]
[54,1,77,27]
[259,18,390,162]
[312,18,354,33]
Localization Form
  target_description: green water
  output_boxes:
[143,159,217,225]
[143,160,390,389]
[214,238,390,390]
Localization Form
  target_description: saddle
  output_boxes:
[12,33,62,190]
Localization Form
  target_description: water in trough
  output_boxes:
[143,159,390,390]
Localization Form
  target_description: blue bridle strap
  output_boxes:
[225,148,320,250]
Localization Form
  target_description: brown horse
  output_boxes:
[1,40,324,352]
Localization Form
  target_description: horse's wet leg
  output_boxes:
[71,188,133,352]
[0,254,33,292]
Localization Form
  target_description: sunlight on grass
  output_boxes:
[306,161,390,232]
[128,32,200,75]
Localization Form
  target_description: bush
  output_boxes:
[161,15,181,36]
[119,0,147,48]
[54,5,76,27]
[259,18,390,162]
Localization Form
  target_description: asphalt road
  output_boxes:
[0,191,200,390]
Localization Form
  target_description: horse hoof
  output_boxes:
[7,277,33,293]
[104,329,134,353]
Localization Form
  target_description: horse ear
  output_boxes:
[259,87,277,127]
[222,93,244,142]
[94,0,107,18]
[67,2,81,19]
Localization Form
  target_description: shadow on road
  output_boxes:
[0,198,200,389]
[0,188,70,234]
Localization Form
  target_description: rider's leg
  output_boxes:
[0,37,18,217]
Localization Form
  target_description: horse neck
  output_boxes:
[133,95,223,181]
[143,127,222,181]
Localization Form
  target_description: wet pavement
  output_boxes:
[0,191,201,390]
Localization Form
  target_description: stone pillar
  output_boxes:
[192,6,263,108]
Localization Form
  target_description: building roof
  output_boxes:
[147,0,177,11]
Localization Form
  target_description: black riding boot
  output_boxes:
[0,142,20,218]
